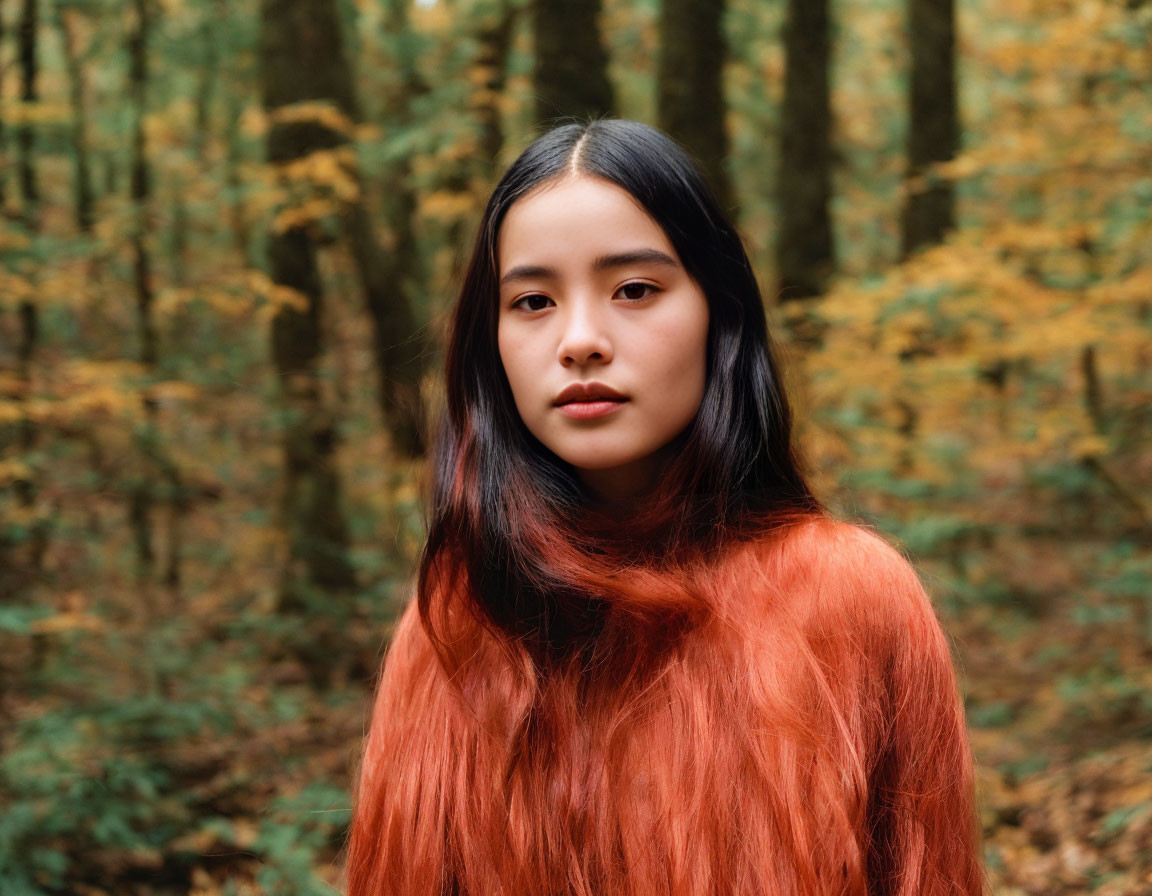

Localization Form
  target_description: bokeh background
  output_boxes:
[1,0,1149,893]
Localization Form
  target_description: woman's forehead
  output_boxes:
[497,175,676,274]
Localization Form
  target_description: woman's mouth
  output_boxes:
[553,382,629,419]
[555,399,627,420]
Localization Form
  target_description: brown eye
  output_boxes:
[514,294,553,312]
[618,282,657,301]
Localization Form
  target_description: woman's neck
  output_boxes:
[576,443,678,510]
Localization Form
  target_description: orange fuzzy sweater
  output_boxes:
[345,517,984,895]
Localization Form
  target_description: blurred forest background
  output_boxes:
[0,0,1149,892]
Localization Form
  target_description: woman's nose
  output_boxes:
[557,303,613,366]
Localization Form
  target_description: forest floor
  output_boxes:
[937,532,1152,896]
[959,611,1152,895]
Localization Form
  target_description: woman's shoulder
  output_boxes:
[788,515,924,584]
[740,513,919,577]
[730,514,936,634]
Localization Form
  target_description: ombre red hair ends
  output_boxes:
[344,121,985,895]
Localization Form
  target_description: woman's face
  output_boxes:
[496,174,709,502]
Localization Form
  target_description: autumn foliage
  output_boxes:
[0,0,1149,893]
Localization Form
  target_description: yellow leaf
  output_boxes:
[29,612,105,635]
[268,100,355,138]
[420,191,479,223]
[0,100,71,125]
[148,381,200,403]
[239,104,268,138]
[0,459,32,484]
[271,198,342,234]
[1071,434,1109,459]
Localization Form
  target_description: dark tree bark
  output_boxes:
[127,0,186,591]
[215,0,250,262]
[58,6,95,233]
[260,0,359,116]
[172,0,224,285]
[172,0,224,283]
[127,0,157,580]
[129,0,157,369]
[533,0,614,126]
[0,2,6,209]
[657,0,732,211]
[0,0,49,589]
[17,0,39,382]
[440,0,518,289]
[15,0,39,503]
[262,0,427,460]
[223,89,251,263]
[192,0,223,165]
[475,0,516,172]
[258,0,358,610]
[776,0,835,301]
[347,192,429,457]
[16,0,39,368]
[351,0,428,458]
[900,0,958,257]
[17,0,38,214]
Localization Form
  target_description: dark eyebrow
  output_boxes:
[593,248,679,272]
[499,248,679,286]
[499,264,554,286]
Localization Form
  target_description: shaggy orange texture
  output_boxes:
[345,516,984,896]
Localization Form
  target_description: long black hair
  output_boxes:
[420,119,820,657]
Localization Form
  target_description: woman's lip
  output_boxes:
[555,399,627,420]
[554,382,628,404]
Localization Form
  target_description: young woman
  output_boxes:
[345,119,984,896]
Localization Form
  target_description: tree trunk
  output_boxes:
[260,0,359,116]
[265,224,357,607]
[129,0,157,369]
[657,0,732,211]
[14,0,43,561]
[360,0,430,458]
[533,0,614,126]
[16,0,38,362]
[223,89,252,263]
[0,1,6,209]
[262,0,427,459]
[17,0,38,216]
[216,0,249,261]
[128,0,186,595]
[58,6,95,234]
[776,0,835,301]
[348,204,428,457]
[258,0,360,611]
[438,1,517,293]
[900,0,958,257]
[475,0,516,173]
[192,0,223,165]
[0,0,46,595]
[127,0,157,583]
[17,0,39,378]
